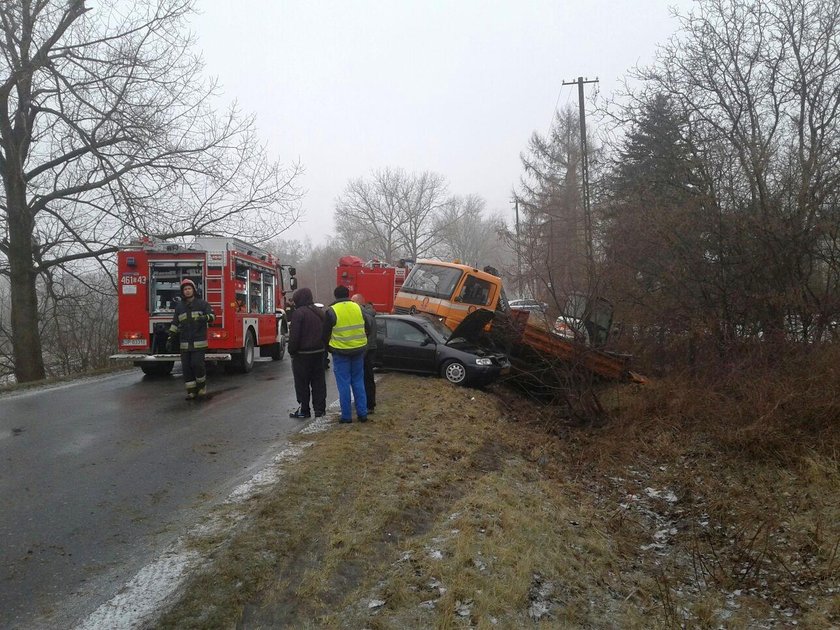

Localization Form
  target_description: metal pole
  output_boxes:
[578,77,593,267]
[515,199,522,297]
[563,76,599,278]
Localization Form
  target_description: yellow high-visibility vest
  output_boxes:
[329,301,367,351]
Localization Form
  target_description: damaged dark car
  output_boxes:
[373,310,510,386]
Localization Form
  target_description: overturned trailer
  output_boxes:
[391,260,646,385]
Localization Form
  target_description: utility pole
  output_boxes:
[562,76,598,276]
[514,199,522,297]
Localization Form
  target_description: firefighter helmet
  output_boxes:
[180,278,197,295]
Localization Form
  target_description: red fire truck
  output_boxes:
[335,256,408,313]
[111,237,297,376]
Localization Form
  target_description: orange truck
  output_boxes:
[391,260,645,383]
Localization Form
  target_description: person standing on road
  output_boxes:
[323,285,368,423]
[167,278,215,400]
[287,287,327,419]
[351,293,377,414]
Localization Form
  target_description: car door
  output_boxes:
[380,319,438,373]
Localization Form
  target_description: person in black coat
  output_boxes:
[287,287,327,418]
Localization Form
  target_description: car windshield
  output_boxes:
[401,263,463,299]
[416,315,454,343]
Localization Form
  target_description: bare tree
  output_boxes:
[0,275,11,381]
[334,168,453,262]
[629,0,840,347]
[39,269,116,375]
[395,170,451,260]
[334,168,406,262]
[431,194,507,268]
[0,1,302,382]
[298,237,350,304]
[267,237,311,269]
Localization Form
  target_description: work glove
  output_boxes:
[165,336,175,353]
[194,312,211,322]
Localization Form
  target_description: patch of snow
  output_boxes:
[300,415,333,434]
[75,550,202,630]
[528,601,551,620]
[455,599,473,617]
[428,578,447,595]
[644,487,678,503]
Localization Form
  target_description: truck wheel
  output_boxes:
[270,336,286,361]
[233,330,256,373]
[441,360,467,385]
[140,362,174,377]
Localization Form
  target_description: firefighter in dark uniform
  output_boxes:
[167,278,215,399]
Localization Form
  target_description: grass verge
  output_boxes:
[157,367,839,629]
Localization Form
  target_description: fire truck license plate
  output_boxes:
[121,339,147,346]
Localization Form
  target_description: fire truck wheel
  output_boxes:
[441,360,467,385]
[140,362,174,377]
[233,330,256,373]
[270,337,286,361]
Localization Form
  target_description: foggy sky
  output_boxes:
[191,1,689,244]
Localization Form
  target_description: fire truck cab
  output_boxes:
[111,237,297,376]
[335,256,409,313]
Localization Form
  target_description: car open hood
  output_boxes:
[446,308,495,345]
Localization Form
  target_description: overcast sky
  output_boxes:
[191,1,690,244]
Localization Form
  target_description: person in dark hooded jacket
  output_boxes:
[287,287,327,418]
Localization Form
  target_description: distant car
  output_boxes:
[553,315,590,345]
[508,298,548,312]
[374,311,511,386]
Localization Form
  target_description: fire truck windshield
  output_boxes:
[401,263,463,299]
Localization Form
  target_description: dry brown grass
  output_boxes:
[157,352,840,629]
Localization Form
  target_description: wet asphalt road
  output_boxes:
[0,357,335,629]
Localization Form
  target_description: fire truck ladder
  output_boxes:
[204,262,224,327]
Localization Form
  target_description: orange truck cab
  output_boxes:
[393,260,504,327]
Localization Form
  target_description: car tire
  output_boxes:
[441,360,467,385]
[140,362,173,377]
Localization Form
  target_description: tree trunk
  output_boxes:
[6,176,45,382]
